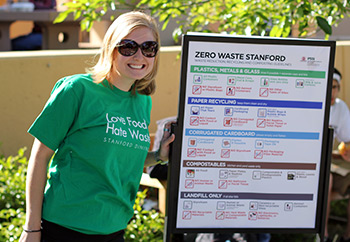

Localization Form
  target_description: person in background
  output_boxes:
[325,67,350,242]
[11,0,56,51]
[19,11,174,242]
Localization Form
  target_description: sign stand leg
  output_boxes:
[164,123,183,242]
[317,128,334,242]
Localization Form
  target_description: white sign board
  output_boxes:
[167,34,335,234]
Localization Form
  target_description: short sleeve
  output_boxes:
[336,107,350,143]
[28,78,80,151]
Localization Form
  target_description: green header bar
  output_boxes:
[190,65,326,78]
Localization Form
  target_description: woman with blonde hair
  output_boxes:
[19,11,174,242]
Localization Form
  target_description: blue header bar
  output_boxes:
[188,97,323,109]
[185,129,319,140]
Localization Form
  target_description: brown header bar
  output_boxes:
[183,160,316,170]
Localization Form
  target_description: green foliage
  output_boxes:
[330,199,348,218]
[124,189,164,242]
[55,0,139,31]
[0,148,28,242]
[55,0,349,40]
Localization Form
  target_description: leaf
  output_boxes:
[269,25,280,37]
[74,10,82,21]
[53,10,73,24]
[316,16,332,35]
[162,16,170,31]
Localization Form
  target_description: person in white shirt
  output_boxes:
[326,68,350,242]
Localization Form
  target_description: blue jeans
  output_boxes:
[257,233,271,242]
[11,32,42,51]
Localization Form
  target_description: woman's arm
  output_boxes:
[144,122,175,167]
[19,139,54,242]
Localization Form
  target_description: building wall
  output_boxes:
[0,47,181,155]
[0,43,350,156]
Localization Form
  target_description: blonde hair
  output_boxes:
[89,11,160,95]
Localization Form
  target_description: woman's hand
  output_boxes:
[157,121,176,162]
[341,148,350,162]
[339,142,350,161]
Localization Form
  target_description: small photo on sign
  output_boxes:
[227,76,236,85]
[284,202,293,211]
[183,201,193,210]
[217,201,226,210]
[260,77,269,87]
[191,106,200,115]
[193,75,203,84]
[186,169,195,178]
[252,171,261,180]
[296,79,304,88]
[255,140,264,149]
[287,172,296,180]
[219,169,228,179]
[224,107,233,116]
[257,108,267,117]
[249,201,258,210]
[222,139,231,148]
[188,138,197,147]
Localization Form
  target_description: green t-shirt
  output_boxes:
[28,74,152,234]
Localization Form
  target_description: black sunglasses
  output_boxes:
[116,39,159,58]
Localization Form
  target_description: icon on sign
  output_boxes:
[194,75,202,84]
[256,118,266,128]
[250,201,258,210]
[259,88,269,97]
[260,77,269,86]
[217,201,226,210]
[186,169,195,178]
[182,211,192,220]
[227,76,236,85]
[185,179,194,189]
[252,171,261,180]
[190,116,199,126]
[257,108,267,117]
[254,150,263,159]
[219,170,228,179]
[226,87,235,96]
[248,211,257,220]
[191,106,200,115]
[188,138,197,147]
[218,180,228,189]
[255,140,264,149]
[216,211,225,220]
[223,117,233,127]
[296,79,304,88]
[221,149,230,158]
[183,201,193,210]
[284,202,293,211]
[224,107,233,116]
[187,148,196,157]
[192,85,202,95]
[287,172,296,180]
[222,139,231,148]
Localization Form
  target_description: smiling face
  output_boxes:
[109,27,156,91]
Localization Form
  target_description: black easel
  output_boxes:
[317,128,334,242]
